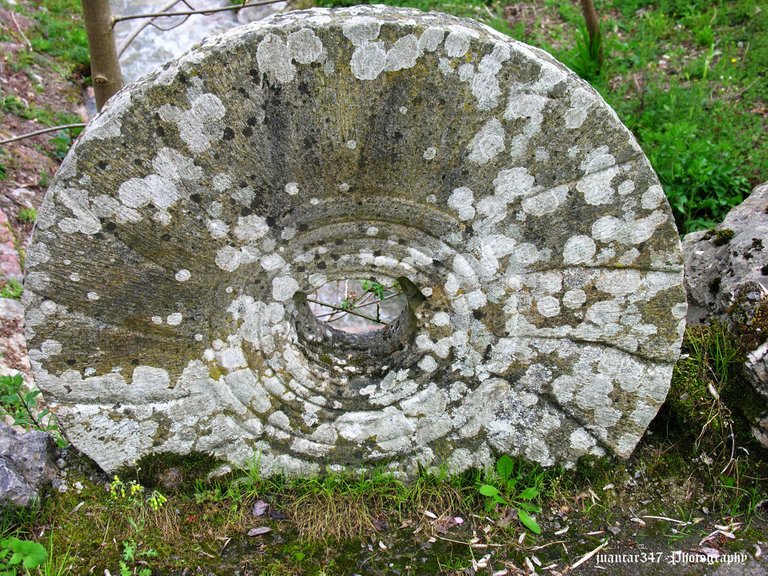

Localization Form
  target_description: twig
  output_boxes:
[111,0,286,26]
[431,534,503,548]
[641,515,691,525]
[569,539,608,571]
[723,79,760,102]
[0,123,86,146]
[10,11,32,50]
[306,297,386,325]
[315,291,403,318]
[116,0,183,57]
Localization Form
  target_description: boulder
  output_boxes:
[683,182,768,444]
[25,6,686,476]
[0,422,57,508]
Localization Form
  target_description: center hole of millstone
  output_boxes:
[292,276,425,375]
[307,278,406,333]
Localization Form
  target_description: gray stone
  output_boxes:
[25,6,685,476]
[0,422,57,507]
[683,182,768,445]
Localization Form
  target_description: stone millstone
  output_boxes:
[24,6,687,475]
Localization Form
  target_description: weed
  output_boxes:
[17,208,37,224]
[0,535,47,575]
[570,23,603,81]
[0,374,66,447]
[478,454,543,534]
[108,476,167,575]
[0,279,23,300]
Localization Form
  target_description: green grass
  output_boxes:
[1,94,82,129]
[20,0,89,70]
[0,279,23,299]
[17,208,37,224]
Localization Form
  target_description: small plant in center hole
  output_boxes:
[308,278,404,331]
[478,454,543,534]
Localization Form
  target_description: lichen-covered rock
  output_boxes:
[0,422,57,507]
[25,6,686,475]
[683,182,768,445]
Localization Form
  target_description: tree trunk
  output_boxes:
[82,0,123,111]
[580,0,603,66]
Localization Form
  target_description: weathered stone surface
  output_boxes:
[26,6,685,475]
[683,182,768,445]
[0,422,57,507]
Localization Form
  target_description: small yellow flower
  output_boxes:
[731,57,738,63]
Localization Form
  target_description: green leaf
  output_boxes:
[519,487,539,500]
[478,484,500,497]
[496,454,514,481]
[518,509,542,534]
[518,502,542,513]
[16,540,47,569]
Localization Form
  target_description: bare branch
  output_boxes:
[0,124,86,146]
[116,0,182,57]
[306,297,387,326]
[111,0,286,27]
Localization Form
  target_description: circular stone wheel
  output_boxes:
[25,6,686,475]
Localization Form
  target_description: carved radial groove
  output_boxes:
[25,6,686,475]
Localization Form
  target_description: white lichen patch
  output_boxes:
[167,313,183,326]
[342,15,381,46]
[563,235,597,265]
[272,276,300,302]
[158,93,226,154]
[350,42,387,80]
[175,269,191,282]
[385,34,419,71]
[444,25,479,57]
[467,118,505,165]
[288,28,323,65]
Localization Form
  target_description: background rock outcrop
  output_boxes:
[683,182,768,444]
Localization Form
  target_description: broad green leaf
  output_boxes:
[16,540,47,569]
[519,502,542,513]
[496,454,514,481]
[519,487,539,500]
[478,484,500,497]
[518,509,542,534]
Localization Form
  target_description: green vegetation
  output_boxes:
[0,536,47,576]
[0,279,23,300]
[0,95,82,130]
[16,208,37,224]
[15,0,89,73]
[478,454,543,533]
[0,374,66,447]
